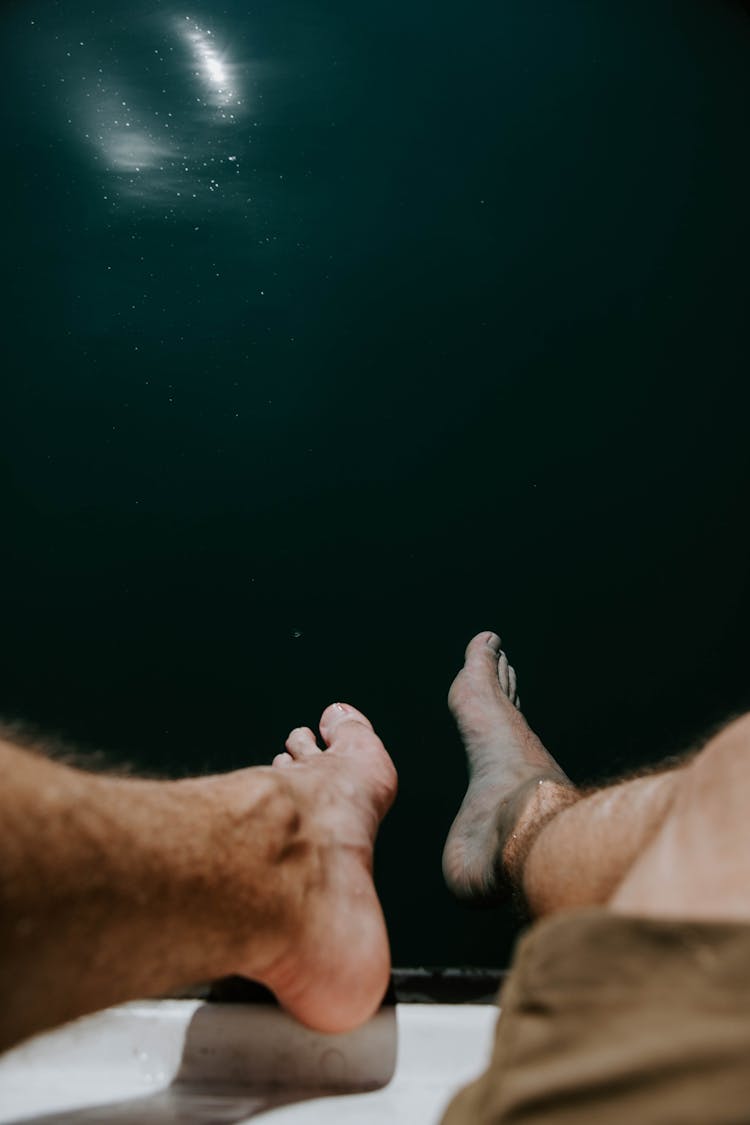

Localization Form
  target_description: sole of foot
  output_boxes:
[260,702,397,1034]
[442,632,576,905]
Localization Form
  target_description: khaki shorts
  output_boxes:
[441,908,750,1124]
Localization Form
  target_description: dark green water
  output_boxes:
[2,1,750,966]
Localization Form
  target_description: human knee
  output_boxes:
[699,712,750,757]
[683,712,750,791]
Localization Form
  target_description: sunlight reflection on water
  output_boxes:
[60,10,256,214]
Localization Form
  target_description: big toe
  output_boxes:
[468,632,518,698]
[450,632,505,707]
[318,703,397,818]
[463,631,502,673]
[318,702,375,747]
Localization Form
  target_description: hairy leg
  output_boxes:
[444,632,695,915]
[0,703,397,1051]
[521,767,685,916]
[611,713,750,920]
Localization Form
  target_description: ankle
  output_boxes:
[182,767,315,979]
[504,778,580,904]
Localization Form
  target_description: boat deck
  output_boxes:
[0,998,499,1123]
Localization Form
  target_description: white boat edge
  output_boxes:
[0,1000,500,1123]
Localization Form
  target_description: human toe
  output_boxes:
[318,703,374,747]
[463,632,505,680]
[285,727,321,759]
[508,663,519,706]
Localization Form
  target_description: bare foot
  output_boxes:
[251,703,397,1033]
[443,632,577,904]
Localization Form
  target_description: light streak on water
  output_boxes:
[56,11,253,211]
[179,15,242,114]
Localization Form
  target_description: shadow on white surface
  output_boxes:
[0,1001,399,1124]
[6,1086,355,1123]
[0,1000,497,1124]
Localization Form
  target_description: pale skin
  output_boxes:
[2,632,750,1053]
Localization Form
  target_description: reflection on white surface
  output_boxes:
[0,1001,497,1124]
